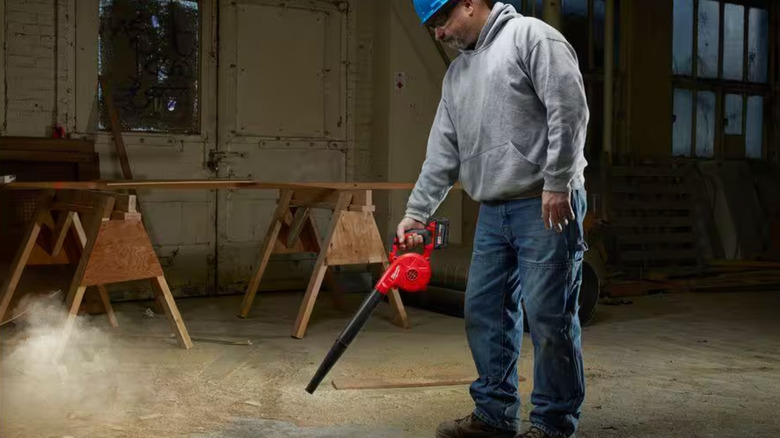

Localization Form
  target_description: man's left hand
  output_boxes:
[542,190,574,233]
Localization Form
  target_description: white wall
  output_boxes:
[363,0,462,243]
[3,0,62,136]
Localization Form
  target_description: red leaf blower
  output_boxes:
[305,218,449,394]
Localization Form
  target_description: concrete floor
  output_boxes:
[1,287,779,438]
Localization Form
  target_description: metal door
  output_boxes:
[215,0,351,293]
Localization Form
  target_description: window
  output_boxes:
[98,0,200,134]
[671,0,770,160]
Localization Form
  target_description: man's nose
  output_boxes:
[435,27,445,40]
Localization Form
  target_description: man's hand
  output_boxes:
[542,190,574,233]
[396,217,426,250]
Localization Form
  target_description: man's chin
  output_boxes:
[443,40,468,50]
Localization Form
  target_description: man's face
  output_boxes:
[427,0,473,50]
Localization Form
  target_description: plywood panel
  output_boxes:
[82,219,164,286]
[325,211,387,265]
[236,4,341,137]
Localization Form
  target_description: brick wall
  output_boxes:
[3,0,72,137]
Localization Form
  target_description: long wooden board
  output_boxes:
[331,374,526,390]
[2,180,421,191]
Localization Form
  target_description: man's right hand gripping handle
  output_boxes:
[396,217,426,250]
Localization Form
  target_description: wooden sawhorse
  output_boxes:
[0,189,192,355]
[238,187,409,338]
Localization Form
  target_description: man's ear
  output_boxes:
[462,0,475,16]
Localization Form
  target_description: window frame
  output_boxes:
[75,0,215,142]
[671,0,772,160]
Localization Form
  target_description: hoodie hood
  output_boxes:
[470,2,518,52]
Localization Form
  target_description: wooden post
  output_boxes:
[57,195,115,361]
[292,192,353,339]
[0,192,54,322]
[151,276,193,349]
[239,189,295,318]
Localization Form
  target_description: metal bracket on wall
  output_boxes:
[207,150,247,173]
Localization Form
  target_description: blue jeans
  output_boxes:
[465,189,587,437]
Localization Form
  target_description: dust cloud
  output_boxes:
[0,293,152,437]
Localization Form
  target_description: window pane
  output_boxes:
[724,94,743,135]
[672,0,694,75]
[748,8,769,83]
[697,0,719,78]
[696,91,716,158]
[673,88,693,157]
[562,0,589,69]
[722,4,744,81]
[98,0,200,133]
[746,96,763,159]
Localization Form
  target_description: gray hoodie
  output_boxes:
[404,2,589,224]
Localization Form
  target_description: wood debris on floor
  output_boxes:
[604,260,780,297]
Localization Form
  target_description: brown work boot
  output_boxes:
[435,413,516,438]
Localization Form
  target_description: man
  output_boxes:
[398,1,589,437]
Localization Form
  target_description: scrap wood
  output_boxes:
[331,374,525,390]
[705,260,780,270]
[603,280,679,297]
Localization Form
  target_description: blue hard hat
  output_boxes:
[413,0,451,24]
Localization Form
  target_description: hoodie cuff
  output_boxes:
[543,175,572,193]
[403,209,429,224]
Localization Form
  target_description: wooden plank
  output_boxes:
[55,285,88,361]
[239,189,294,318]
[384,258,410,330]
[50,202,95,213]
[51,212,75,257]
[331,373,525,390]
[0,149,92,163]
[0,136,95,154]
[292,192,353,339]
[110,211,142,221]
[609,166,683,177]
[619,249,699,262]
[67,215,118,328]
[99,76,134,181]
[65,195,115,308]
[611,184,692,194]
[150,275,193,349]
[0,192,53,321]
[286,207,311,247]
[325,211,389,265]
[332,377,474,390]
[293,263,330,339]
[2,180,420,191]
[97,285,118,328]
[617,233,696,245]
[613,200,693,210]
[71,212,87,246]
[109,193,136,212]
[290,188,340,209]
[610,217,694,227]
[55,190,136,213]
[82,219,164,286]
